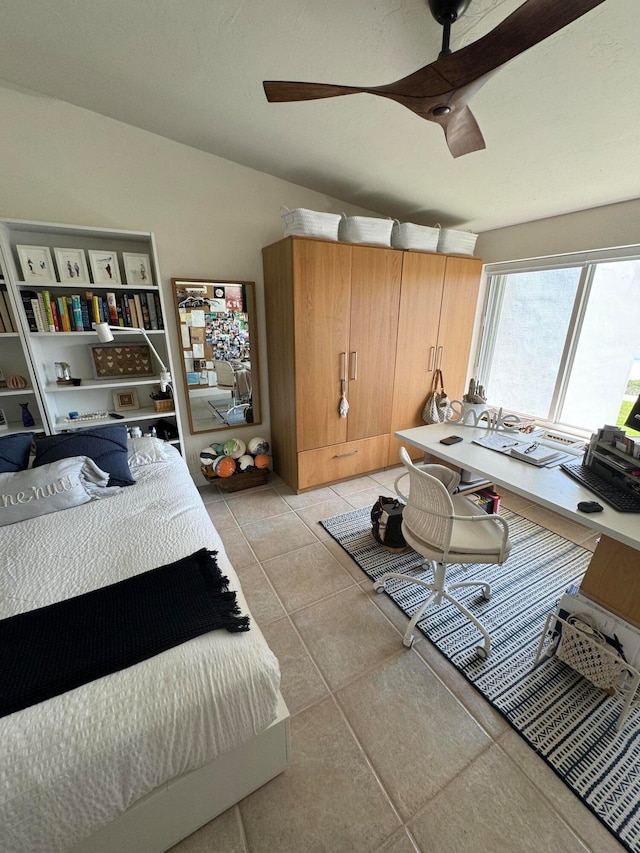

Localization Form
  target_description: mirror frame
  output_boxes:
[171,278,262,435]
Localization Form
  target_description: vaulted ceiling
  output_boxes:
[0,0,636,231]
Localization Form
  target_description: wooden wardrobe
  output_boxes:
[262,236,482,492]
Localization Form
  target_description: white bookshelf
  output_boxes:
[0,218,184,449]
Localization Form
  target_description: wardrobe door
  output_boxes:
[293,239,352,451]
[437,256,483,402]
[347,246,402,442]
[388,251,447,466]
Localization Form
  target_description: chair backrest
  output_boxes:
[397,447,456,551]
[214,360,236,391]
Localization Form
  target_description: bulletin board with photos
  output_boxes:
[171,279,261,435]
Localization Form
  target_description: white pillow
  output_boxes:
[127,436,168,467]
[0,456,121,527]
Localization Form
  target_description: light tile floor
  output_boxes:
[170,469,624,853]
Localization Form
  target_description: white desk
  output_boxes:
[395,423,640,626]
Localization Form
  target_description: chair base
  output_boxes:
[373,560,492,657]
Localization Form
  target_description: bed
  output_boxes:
[0,434,289,853]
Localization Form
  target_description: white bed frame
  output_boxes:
[71,693,290,853]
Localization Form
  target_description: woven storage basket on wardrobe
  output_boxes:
[391,221,440,252]
[281,207,341,241]
[338,214,393,247]
[436,226,478,256]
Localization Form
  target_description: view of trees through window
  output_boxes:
[478,257,640,437]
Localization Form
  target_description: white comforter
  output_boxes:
[0,447,281,853]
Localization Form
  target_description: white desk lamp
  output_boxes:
[94,322,172,392]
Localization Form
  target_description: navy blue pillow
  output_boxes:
[0,432,34,473]
[33,425,135,487]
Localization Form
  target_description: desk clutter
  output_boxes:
[280,207,478,255]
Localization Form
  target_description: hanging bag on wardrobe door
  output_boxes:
[421,369,451,425]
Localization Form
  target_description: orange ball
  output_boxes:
[215,456,237,477]
[253,453,270,469]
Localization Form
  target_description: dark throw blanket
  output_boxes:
[0,548,249,717]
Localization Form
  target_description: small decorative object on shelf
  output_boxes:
[7,374,28,390]
[20,402,35,427]
[201,436,271,491]
[55,361,72,385]
[150,387,173,413]
[0,408,8,431]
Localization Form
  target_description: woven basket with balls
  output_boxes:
[201,437,271,491]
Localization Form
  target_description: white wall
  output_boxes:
[477,198,640,264]
[0,82,376,473]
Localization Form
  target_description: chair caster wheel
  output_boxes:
[403,635,415,649]
[476,645,489,660]
[373,583,385,594]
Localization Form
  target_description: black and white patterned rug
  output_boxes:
[321,506,640,853]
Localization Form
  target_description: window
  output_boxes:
[477,248,640,436]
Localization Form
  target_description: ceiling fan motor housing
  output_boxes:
[427,0,471,25]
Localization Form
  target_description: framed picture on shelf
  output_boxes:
[0,408,8,431]
[16,245,56,283]
[112,388,140,411]
[87,250,121,284]
[54,248,90,284]
[122,253,152,286]
[89,342,154,379]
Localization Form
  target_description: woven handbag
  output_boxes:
[421,369,451,425]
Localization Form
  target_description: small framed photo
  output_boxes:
[54,248,90,284]
[122,253,153,286]
[16,245,56,283]
[112,388,140,411]
[88,250,121,284]
[0,408,8,431]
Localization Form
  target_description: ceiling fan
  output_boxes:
[263,0,606,158]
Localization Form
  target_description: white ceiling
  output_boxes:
[0,0,637,232]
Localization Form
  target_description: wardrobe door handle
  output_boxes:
[350,351,358,381]
[428,347,436,372]
[340,352,347,382]
[437,346,444,370]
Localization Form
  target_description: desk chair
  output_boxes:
[214,359,250,421]
[374,447,512,658]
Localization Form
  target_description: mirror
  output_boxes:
[171,279,261,434]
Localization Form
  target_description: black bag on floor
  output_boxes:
[371,496,407,552]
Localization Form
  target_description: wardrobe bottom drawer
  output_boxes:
[297,435,389,490]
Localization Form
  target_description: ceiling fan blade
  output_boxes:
[439,106,485,158]
[432,0,607,91]
[264,80,367,103]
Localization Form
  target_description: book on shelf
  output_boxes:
[21,292,39,332]
[509,442,561,465]
[71,295,84,331]
[65,296,76,331]
[122,293,133,327]
[36,292,51,332]
[57,296,70,332]
[139,292,152,329]
[154,292,164,329]
[106,292,119,325]
[133,294,144,330]
[0,291,16,332]
[49,299,60,332]
[30,297,46,332]
[41,290,56,332]
[146,290,159,329]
